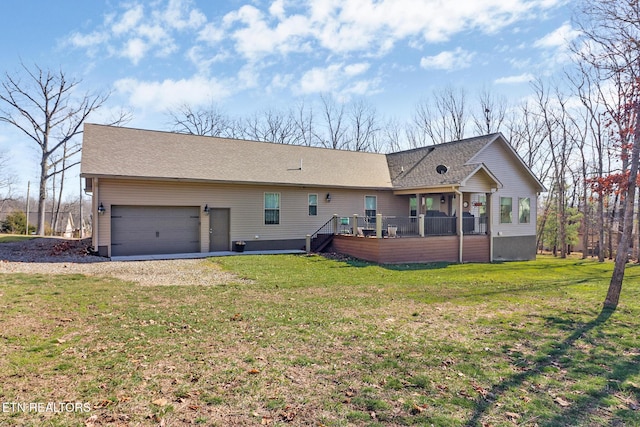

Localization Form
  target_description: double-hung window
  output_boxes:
[519,197,531,223]
[308,194,318,216]
[264,193,280,225]
[365,196,377,219]
[500,197,512,224]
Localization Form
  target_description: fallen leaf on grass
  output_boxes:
[152,398,169,406]
[472,382,489,397]
[505,411,521,420]
[248,368,260,375]
[261,415,273,425]
[554,396,571,407]
[280,408,297,421]
[411,403,427,414]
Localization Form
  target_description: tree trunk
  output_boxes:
[37,156,47,236]
[598,192,605,262]
[604,105,640,309]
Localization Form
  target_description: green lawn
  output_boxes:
[0,234,37,243]
[0,255,639,426]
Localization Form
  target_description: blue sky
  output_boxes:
[0,0,578,199]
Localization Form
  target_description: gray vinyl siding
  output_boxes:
[472,142,538,237]
[461,170,495,193]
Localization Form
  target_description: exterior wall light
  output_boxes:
[326,193,331,202]
[97,203,106,215]
[203,204,210,214]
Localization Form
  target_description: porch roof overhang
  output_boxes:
[392,164,502,195]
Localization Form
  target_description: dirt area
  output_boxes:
[0,236,250,286]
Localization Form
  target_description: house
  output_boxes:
[80,124,545,262]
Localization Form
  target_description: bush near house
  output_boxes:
[0,211,35,234]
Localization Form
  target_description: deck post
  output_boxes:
[419,214,425,237]
[305,234,311,253]
[352,214,358,236]
[332,214,339,235]
[376,214,383,238]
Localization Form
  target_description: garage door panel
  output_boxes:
[111,206,200,256]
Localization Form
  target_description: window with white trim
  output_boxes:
[264,193,280,225]
[500,197,512,224]
[519,197,530,224]
[365,195,377,218]
[308,194,318,216]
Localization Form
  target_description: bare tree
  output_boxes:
[382,117,405,152]
[242,108,299,144]
[568,63,609,262]
[575,0,640,309]
[532,79,578,258]
[473,88,507,135]
[167,102,239,138]
[349,99,380,152]
[291,100,320,147]
[413,85,468,145]
[0,64,118,235]
[319,95,349,149]
[0,151,17,214]
[506,101,550,174]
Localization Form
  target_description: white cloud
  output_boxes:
[68,31,110,49]
[296,62,377,98]
[269,0,286,19]
[420,48,475,71]
[533,22,580,49]
[114,76,233,111]
[112,4,144,34]
[122,38,148,64]
[67,0,206,64]
[298,64,343,93]
[494,73,535,84]
[344,63,370,76]
[213,0,560,63]
[161,0,207,30]
[221,5,314,61]
[198,23,225,45]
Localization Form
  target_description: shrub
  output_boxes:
[1,211,36,234]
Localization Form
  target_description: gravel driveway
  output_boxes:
[0,237,249,286]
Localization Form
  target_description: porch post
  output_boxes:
[419,214,425,237]
[376,213,383,239]
[487,191,493,261]
[352,214,358,236]
[455,189,463,263]
[332,214,339,234]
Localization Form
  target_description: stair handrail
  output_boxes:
[310,215,338,242]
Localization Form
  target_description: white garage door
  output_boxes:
[111,206,200,256]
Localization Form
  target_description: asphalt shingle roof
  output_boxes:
[387,134,499,189]
[81,126,540,192]
[81,124,393,189]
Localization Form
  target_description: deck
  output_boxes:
[330,234,490,264]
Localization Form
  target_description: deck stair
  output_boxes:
[309,217,338,252]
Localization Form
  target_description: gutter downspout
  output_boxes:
[454,187,463,263]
